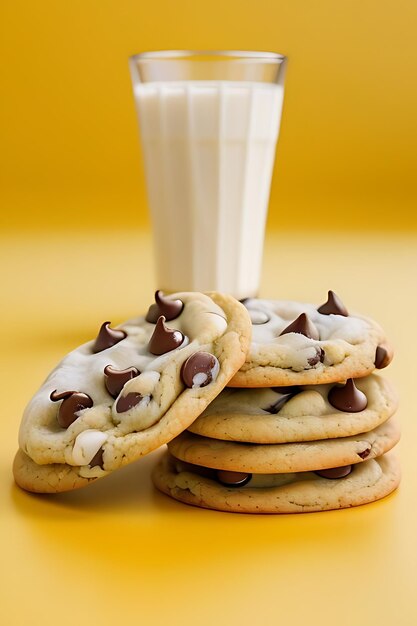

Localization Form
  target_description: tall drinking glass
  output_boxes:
[129,50,287,299]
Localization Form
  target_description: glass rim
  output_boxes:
[129,50,287,64]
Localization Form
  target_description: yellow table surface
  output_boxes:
[1,229,416,626]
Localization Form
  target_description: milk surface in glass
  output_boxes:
[134,80,284,299]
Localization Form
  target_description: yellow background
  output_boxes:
[1,2,417,626]
[1,0,417,232]
[2,231,417,626]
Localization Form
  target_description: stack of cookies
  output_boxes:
[153,292,401,513]
[13,289,400,514]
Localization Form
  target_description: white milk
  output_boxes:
[133,81,284,299]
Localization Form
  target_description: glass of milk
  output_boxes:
[129,50,287,299]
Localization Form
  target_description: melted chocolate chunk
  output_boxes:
[315,465,353,479]
[375,345,391,369]
[89,448,104,469]
[358,448,371,460]
[263,387,301,414]
[280,313,320,340]
[146,291,184,323]
[317,290,349,316]
[148,316,184,355]
[308,347,325,367]
[104,365,140,398]
[181,352,219,388]
[263,394,293,414]
[216,470,252,487]
[50,390,94,428]
[328,379,368,412]
[92,322,127,353]
[115,392,143,413]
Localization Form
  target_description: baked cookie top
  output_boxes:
[229,291,392,387]
[15,291,251,492]
[188,374,398,443]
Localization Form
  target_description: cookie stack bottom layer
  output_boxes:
[153,451,400,514]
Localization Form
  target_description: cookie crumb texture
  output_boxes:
[152,451,401,514]
[230,298,392,386]
[14,292,251,493]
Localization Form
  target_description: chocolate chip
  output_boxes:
[358,448,371,460]
[172,456,251,487]
[263,387,301,414]
[315,465,353,479]
[89,448,104,469]
[317,290,349,316]
[328,379,368,412]
[115,392,143,413]
[104,365,140,398]
[145,291,184,323]
[173,457,217,480]
[92,322,127,353]
[50,390,94,428]
[375,345,392,369]
[181,352,219,388]
[308,347,325,367]
[148,316,184,355]
[280,313,320,340]
[216,470,252,487]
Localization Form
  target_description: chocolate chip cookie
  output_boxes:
[188,374,398,443]
[153,450,400,514]
[14,291,251,493]
[168,419,400,473]
[231,292,393,386]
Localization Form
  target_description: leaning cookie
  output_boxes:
[188,375,398,443]
[168,419,400,474]
[230,291,393,387]
[13,450,95,493]
[14,291,251,493]
[153,451,400,514]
